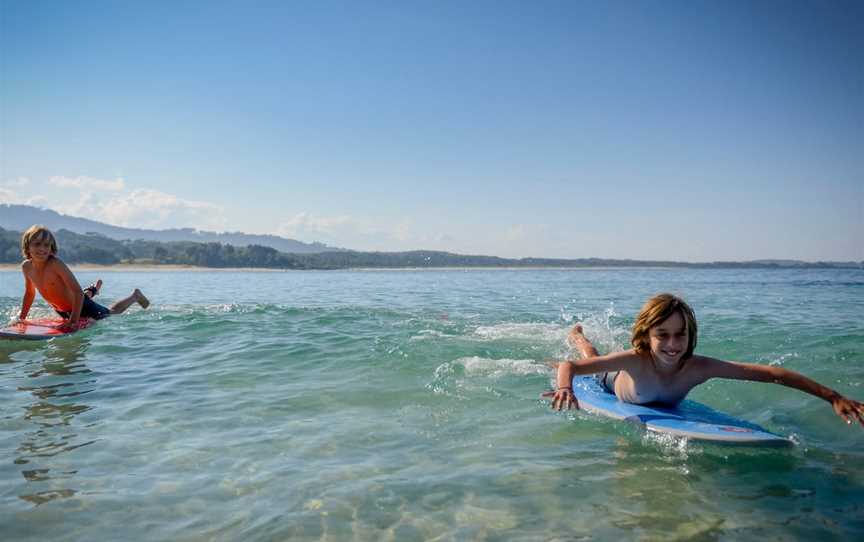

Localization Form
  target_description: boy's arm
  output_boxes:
[18,264,36,321]
[53,259,84,325]
[698,356,864,427]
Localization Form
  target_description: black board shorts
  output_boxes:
[597,371,618,395]
[56,296,111,320]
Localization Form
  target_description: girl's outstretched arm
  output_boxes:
[698,357,864,427]
[544,326,637,410]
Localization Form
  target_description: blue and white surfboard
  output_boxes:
[571,376,792,446]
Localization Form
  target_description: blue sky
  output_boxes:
[2,1,862,261]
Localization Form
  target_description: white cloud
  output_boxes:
[26,196,50,208]
[278,212,353,238]
[58,188,226,230]
[504,223,549,243]
[277,212,458,251]
[2,175,227,231]
[1,177,31,189]
[504,224,529,242]
[0,178,49,207]
[49,175,126,192]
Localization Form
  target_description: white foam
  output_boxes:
[573,305,630,352]
[409,329,449,341]
[472,323,566,342]
[452,356,549,377]
[768,352,799,366]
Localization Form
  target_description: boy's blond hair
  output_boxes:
[21,225,58,259]
[631,293,698,359]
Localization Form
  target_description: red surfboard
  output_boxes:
[0,318,93,340]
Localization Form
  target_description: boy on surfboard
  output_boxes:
[15,225,150,330]
[546,293,864,427]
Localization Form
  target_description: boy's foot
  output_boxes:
[84,279,103,299]
[134,289,150,309]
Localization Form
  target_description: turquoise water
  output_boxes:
[1,268,863,541]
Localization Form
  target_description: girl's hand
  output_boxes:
[831,396,864,427]
[542,387,579,411]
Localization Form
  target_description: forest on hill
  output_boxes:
[0,228,859,270]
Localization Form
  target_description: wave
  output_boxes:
[449,356,550,377]
[426,356,550,400]
[472,323,566,342]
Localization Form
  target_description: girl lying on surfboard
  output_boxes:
[15,225,150,330]
[545,293,864,427]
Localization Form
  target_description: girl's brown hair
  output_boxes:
[21,225,58,259]
[631,293,698,359]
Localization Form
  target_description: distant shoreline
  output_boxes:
[0,263,294,272]
[0,263,860,273]
[0,263,673,273]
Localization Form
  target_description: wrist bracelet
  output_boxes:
[557,386,573,391]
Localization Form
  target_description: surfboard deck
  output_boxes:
[0,318,93,340]
[571,375,792,446]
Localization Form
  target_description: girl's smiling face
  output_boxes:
[649,311,689,368]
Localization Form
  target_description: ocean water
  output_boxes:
[1,267,863,541]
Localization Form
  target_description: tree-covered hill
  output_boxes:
[1,228,859,270]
